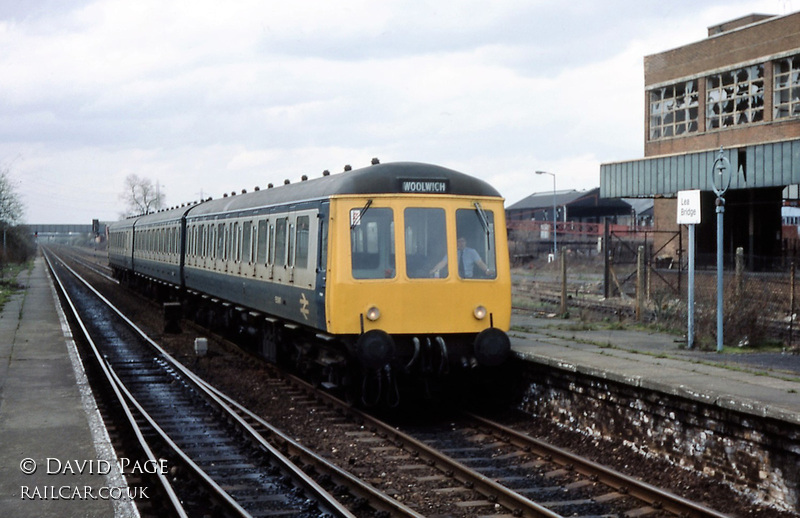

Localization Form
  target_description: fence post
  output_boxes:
[791,261,796,349]
[603,221,610,299]
[678,227,683,295]
[645,232,650,302]
[560,250,567,315]
[636,245,645,321]
[735,247,744,299]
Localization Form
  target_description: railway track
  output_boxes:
[54,245,735,517]
[44,246,422,517]
[272,373,731,518]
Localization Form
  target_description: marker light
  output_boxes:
[366,306,381,321]
[473,305,487,320]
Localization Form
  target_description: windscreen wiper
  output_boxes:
[474,201,492,250]
[350,200,373,229]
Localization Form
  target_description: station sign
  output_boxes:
[677,190,701,224]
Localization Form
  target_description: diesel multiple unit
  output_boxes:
[108,161,511,405]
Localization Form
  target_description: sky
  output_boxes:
[0,0,793,224]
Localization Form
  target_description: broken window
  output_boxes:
[649,80,699,140]
[706,65,763,130]
[774,54,800,120]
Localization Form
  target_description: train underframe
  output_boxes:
[115,269,510,407]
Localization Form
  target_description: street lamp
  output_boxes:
[535,170,557,260]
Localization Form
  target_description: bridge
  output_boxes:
[26,222,106,241]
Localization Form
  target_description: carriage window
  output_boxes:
[350,207,395,279]
[242,221,252,263]
[216,223,225,259]
[295,216,309,269]
[224,224,231,261]
[318,219,327,273]
[256,220,268,264]
[455,207,497,279]
[287,221,295,268]
[275,218,287,266]
[232,222,241,262]
[404,208,447,278]
[268,223,276,265]
[200,225,207,257]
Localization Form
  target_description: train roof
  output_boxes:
[185,161,502,218]
[107,205,191,231]
[109,162,503,228]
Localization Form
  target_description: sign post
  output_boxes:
[677,189,701,349]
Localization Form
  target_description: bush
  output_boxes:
[0,225,36,265]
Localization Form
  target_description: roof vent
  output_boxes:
[268,183,274,189]
[254,186,260,191]
[371,157,380,165]
[344,164,352,172]
[301,175,308,181]
[322,170,330,176]
[284,179,291,185]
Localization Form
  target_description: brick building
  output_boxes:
[600,11,800,268]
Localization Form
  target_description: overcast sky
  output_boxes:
[0,0,792,224]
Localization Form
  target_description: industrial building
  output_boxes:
[600,11,800,269]
[505,188,648,225]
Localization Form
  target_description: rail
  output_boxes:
[44,247,357,518]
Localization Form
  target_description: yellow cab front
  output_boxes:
[325,194,511,339]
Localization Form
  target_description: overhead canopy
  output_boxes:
[600,139,800,198]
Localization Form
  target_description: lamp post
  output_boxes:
[535,170,557,260]
[710,148,731,353]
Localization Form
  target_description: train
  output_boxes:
[107,160,511,405]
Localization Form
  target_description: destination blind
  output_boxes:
[399,178,449,194]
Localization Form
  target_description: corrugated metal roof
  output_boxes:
[507,188,597,211]
[600,139,800,198]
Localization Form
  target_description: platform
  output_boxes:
[0,256,136,517]
[510,312,800,424]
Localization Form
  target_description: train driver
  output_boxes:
[430,236,492,278]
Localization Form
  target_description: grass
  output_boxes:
[0,261,32,310]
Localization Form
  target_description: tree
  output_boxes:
[119,174,165,217]
[0,166,24,225]
[0,166,32,267]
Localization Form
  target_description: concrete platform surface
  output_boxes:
[0,256,137,518]
[511,312,800,424]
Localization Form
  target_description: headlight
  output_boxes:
[473,305,487,320]
[366,306,381,321]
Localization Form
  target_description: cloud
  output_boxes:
[0,0,789,222]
